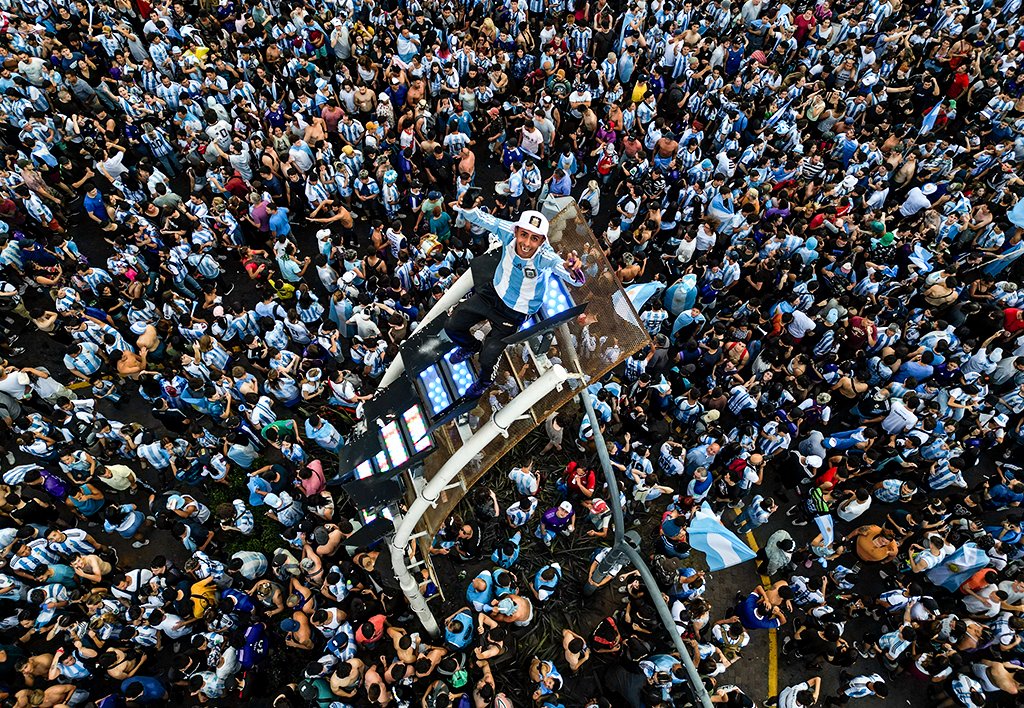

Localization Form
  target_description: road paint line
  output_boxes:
[735,508,779,698]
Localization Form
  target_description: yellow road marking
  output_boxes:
[746,531,779,699]
[735,509,779,698]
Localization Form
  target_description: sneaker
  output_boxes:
[463,378,492,400]
[132,539,150,548]
[449,346,477,365]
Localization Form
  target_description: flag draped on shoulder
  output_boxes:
[625,282,667,312]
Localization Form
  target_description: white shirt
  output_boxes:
[899,187,932,217]
[694,224,716,251]
[155,612,194,639]
[788,310,817,338]
[778,681,812,708]
[0,372,30,399]
[836,495,871,522]
[882,400,918,434]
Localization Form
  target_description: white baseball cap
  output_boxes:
[804,455,823,469]
[515,210,549,238]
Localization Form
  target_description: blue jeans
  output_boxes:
[735,507,765,535]
[824,429,864,451]
[173,274,202,300]
[154,151,181,177]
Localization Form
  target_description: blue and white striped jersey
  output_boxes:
[460,209,583,315]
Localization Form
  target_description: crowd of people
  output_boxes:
[0,0,1024,706]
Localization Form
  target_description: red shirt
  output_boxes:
[848,316,878,349]
[794,14,817,42]
[355,614,386,645]
[1005,308,1024,334]
[948,71,970,99]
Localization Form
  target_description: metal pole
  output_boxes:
[391,364,571,636]
[578,390,714,708]
[576,387,624,548]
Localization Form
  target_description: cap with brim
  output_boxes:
[297,680,319,701]
[515,210,549,238]
[313,526,330,545]
[701,410,720,423]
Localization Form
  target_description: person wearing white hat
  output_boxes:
[898,183,940,217]
[444,198,585,399]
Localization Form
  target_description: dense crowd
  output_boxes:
[1,0,1024,706]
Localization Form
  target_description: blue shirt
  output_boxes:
[305,419,342,451]
[466,571,494,611]
[83,191,106,221]
[120,677,168,703]
[445,610,474,648]
[268,208,291,238]
[892,360,934,383]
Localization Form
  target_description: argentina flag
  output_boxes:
[919,100,943,135]
[688,502,757,571]
[625,281,667,311]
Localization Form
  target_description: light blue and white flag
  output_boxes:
[763,97,795,132]
[1008,198,1024,230]
[626,281,667,312]
[919,100,943,135]
[688,502,756,571]
[664,274,699,315]
[908,243,935,273]
[927,542,989,591]
[814,514,835,548]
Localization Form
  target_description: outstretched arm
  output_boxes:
[457,206,516,246]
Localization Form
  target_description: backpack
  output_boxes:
[652,554,681,588]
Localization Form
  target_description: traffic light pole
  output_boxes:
[576,382,714,708]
